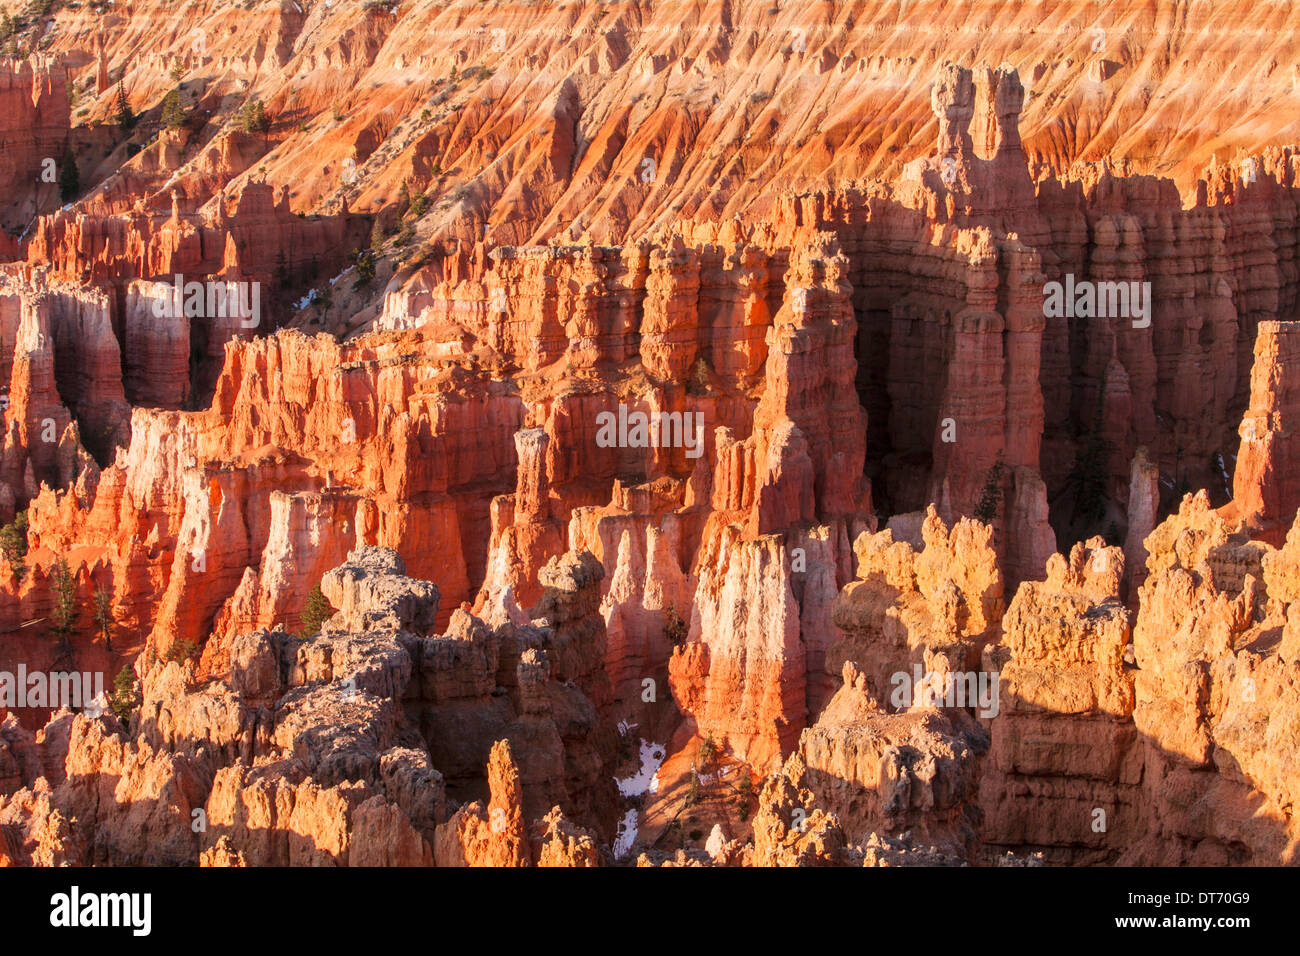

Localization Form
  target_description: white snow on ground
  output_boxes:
[296,288,320,310]
[615,740,664,798]
[613,809,638,860]
[696,766,732,785]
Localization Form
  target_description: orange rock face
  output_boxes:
[980,538,1140,863]
[0,0,1298,869]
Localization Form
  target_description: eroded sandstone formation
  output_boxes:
[0,546,617,864]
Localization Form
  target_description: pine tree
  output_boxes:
[275,249,289,289]
[298,583,333,638]
[254,100,271,136]
[161,87,185,130]
[0,510,27,581]
[57,145,79,202]
[735,770,755,817]
[1069,374,1114,533]
[696,734,717,782]
[93,586,113,651]
[240,98,269,136]
[685,768,701,807]
[115,80,135,133]
[109,665,138,723]
[354,247,376,287]
[973,450,1007,524]
[49,558,77,641]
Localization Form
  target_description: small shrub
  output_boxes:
[664,604,688,645]
[0,511,28,581]
[163,639,200,664]
[354,248,377,288]
[687,355,711,395]
[735,771,755,820]
[973,450,1006,525]
[58,146,78,201]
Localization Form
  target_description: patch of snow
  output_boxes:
[613,809,638,860]
[615,739,664,798]
[696,765,732,785]
[616,719,639,736]
[295,288,320,310]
